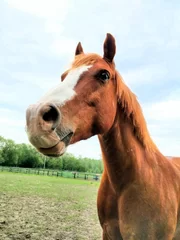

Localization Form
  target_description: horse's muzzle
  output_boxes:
[26,103,61,148]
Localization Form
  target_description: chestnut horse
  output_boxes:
[26,34,180,239]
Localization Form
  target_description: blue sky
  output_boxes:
[0,0,180,159]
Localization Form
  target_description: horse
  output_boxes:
[26,33,180,239]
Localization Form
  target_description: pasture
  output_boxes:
[0,172,101,240]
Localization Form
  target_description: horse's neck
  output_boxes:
[98,109,157,192]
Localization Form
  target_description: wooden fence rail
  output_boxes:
[0,166,101,181]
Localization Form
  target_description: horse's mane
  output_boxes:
[116,71,158,152]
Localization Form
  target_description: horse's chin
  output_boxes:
[38,141,67,157]
[38,132,74,157]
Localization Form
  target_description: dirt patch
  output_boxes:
[0,193,101,240]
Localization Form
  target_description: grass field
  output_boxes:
[0,172,102,240]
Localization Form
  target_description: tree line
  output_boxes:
[0,136,103,173]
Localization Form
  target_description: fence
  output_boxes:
[0,166,101,181]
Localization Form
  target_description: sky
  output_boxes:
[0,0,180,159]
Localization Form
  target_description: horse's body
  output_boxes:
[96,107,180,239]
[98,154,180,239]
[26,34,180,239]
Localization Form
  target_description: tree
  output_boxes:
[0,136,6,164]
[17,144,43,168]
[1,138,19,166]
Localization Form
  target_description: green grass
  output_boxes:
[0,172,102,240]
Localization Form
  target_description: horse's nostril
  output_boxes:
[43,105,59,122]
[41,105,60,130]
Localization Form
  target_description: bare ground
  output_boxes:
[0,174,102,240]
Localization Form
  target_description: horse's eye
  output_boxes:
[96,70,110,82]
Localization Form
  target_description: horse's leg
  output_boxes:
[102,220,123,240]
[102,231,109,240]
[98,172,122,239]
[173,219,180,239]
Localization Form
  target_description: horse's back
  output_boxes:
[170,157,180,170]
[170,157,180,238]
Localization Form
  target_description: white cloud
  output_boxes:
[6,0,71,19]
[142,93,180,156]
[0,118,23,127]
[13,72,59,91]
[143,99,180,121]
[0,81,40,108]
[0,108,28,143]
[50,37,77,57]
[150,136,180,157]
[5,0,75,58]
[6,0,72,37]
[68,137,102,160]
[122,64,168,86]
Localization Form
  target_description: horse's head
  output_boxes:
[26,33,118,156]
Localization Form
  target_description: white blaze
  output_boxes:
[39,65,91,105]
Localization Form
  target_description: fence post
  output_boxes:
[72,172,76,179]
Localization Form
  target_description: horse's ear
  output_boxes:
[103,33,116,62]
[75,42,84,56]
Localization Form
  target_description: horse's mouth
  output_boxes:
[60,132,74,146]
[39,132,73,157]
